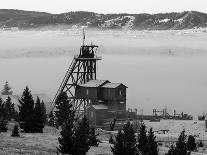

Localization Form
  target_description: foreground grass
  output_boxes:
[1,122,206,155]
[0,123,112,155]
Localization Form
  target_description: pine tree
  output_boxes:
[111,129,125,155]
[111,121,138,155]
[165,145,175,155]
[123,121,138,155]
[174,129,188,155]
[0,98,5,121]
[57,107,75,154]
[33,97,45,133]
[73,116,90,155]
[137,123,148,154]
[144,128,158,155]
[11,124,20,137]
[89,126,99,146]
[18,86,35,132]
[187,135,196,151]
[55,92,72,127]
[4,96,13,120]
[48,111,55,127]
[40,100,47,125]
[1,81,13,95]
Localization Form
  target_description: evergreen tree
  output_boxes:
[73,116,90,155]
[111,129,125,155]
[18,86,35,132]
[48,111,55,127]
[0,120,8,132]
[165,145,175,155]
[112,121,138,155]
[174,129,188,155]
[1,81,13,95]
[123,121,138,155]
[4,96,13,120]
[137,123,148,154]
[33,97,45,133]
[144,128,158,155]
[89,126,99,146]
[11,124,20,137]
[187,135,196,151]
[0,98,5,120]
[55,92,72,127]
[40,100,47,125]
[57,104,75,154]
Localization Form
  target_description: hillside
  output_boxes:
[1,9,207,30]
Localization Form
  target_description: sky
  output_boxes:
[1,0,207,14]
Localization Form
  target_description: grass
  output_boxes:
[1,122,207,155]
[0,123,112,155]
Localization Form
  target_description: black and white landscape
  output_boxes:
[1,1,207,154]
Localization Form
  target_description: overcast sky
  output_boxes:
[1,0,207,14]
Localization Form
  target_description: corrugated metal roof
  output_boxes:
[91,104,108,110]
[101,83,127,88]
[78,80,110,88]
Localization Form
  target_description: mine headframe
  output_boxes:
[51,44,101,116]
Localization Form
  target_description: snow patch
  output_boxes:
[159,19,170,23]
[175,18,184,23]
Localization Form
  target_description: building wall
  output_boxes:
[75,86,98,100]
[86,107,108,125]
[115,85,126,100]
[107,100,126,113]
[102,85,126,101]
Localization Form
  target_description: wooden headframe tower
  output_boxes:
[51,32,101,115]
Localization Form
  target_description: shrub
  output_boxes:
[0,121,8,132]
[198,141,204,147]
[11,124,20,137]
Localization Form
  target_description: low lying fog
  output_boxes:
[0,29,207,115]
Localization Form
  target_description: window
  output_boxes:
[119,90,122,96]
[90,111,94,118]
[86,89,89,95]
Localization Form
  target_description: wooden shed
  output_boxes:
[86,104,108,126]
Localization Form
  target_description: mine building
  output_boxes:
[75,80,127,126]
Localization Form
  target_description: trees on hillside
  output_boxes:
[18,86,46,133]
[111,122,159,155]
[18,86,35,132]
[33,97,45,133]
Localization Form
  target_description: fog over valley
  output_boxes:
[0,29,207,116]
